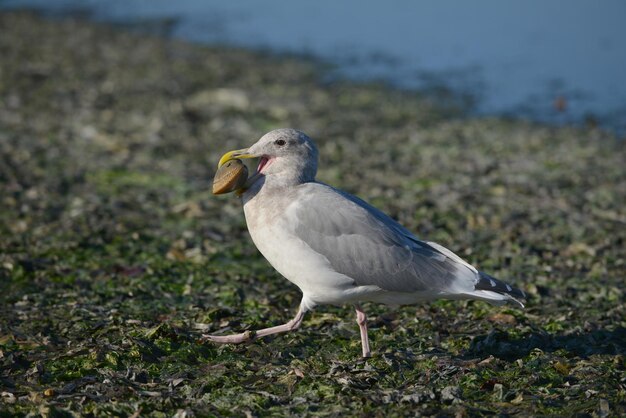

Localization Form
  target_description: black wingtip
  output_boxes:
[475,271,526,300]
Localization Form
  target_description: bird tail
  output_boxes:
[470,271,526,308]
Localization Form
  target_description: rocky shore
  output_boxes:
[1,12,624,416]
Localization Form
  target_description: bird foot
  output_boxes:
[201,330,256,345]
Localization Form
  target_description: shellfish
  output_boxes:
[212,158,248,195]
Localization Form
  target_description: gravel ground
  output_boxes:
[1,12,625,417]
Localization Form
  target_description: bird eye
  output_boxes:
[274,139,286,146]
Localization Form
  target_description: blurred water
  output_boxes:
[3,0,625,132]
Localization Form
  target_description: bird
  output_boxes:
[203,128,525,357]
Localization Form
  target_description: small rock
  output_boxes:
[399,392,421,404]
[599,399,610,418]
[185,88,250,117]
[441,386,461,403]
[173,409,194,418]
[487,312,517,325]
[1,392,16,404]
[510,392,524,405]
[492,383,503,401]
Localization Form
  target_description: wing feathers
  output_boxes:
[291,183,471,293]
[287,182,525,306]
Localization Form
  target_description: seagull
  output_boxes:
[204,129,525,357]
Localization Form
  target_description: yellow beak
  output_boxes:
[218,148,257,167]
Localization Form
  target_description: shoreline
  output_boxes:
[3,6,625,136]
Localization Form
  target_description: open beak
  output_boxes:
[218,148,257,167]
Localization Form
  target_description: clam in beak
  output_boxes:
[213,148,259,195]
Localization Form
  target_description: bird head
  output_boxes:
[218,129,319,189]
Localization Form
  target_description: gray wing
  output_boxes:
[289,183,477,292]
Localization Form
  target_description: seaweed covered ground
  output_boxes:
[1,12,625,417]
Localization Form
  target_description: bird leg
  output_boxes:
[355,305,371,358]
[202,306,306,344]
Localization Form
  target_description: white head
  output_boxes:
[218,129,319,189]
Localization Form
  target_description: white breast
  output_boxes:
[242,188,358,309]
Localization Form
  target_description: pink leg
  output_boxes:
[202,305,306,344]
[355,305,371,358]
